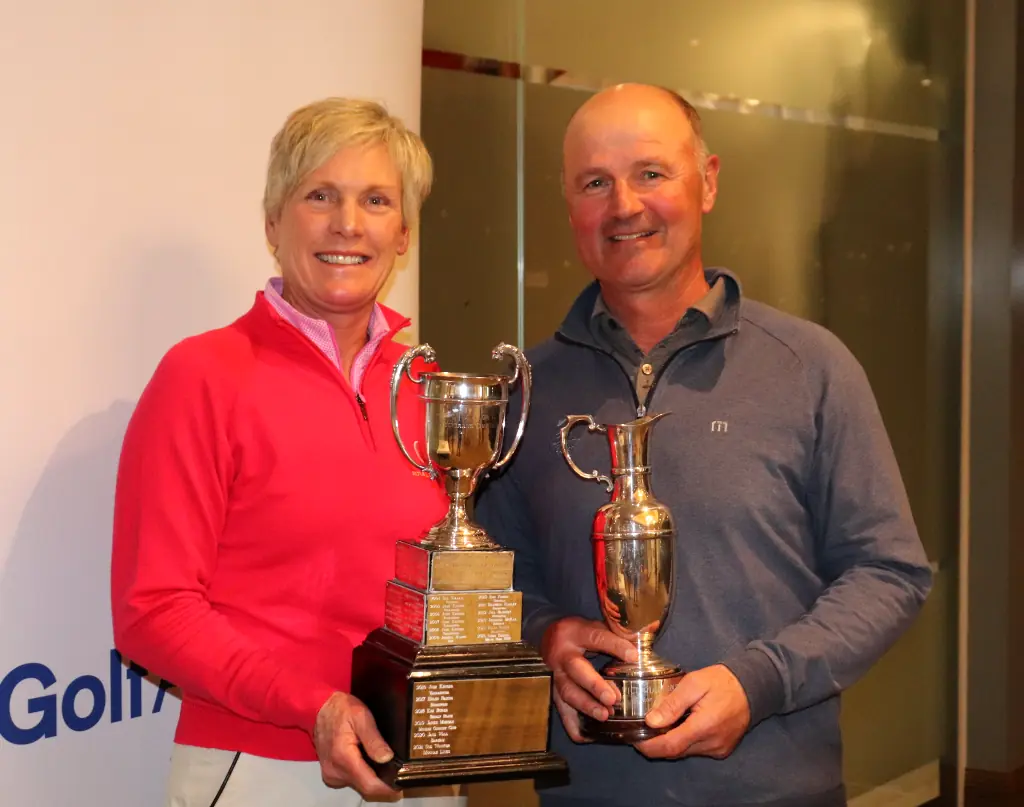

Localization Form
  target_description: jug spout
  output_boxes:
[558,412,670,491]
[621,411,669,430]
[608,411,669,473]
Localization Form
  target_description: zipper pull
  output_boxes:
[356,394,369,421]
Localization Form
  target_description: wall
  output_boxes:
[0,1,424,803]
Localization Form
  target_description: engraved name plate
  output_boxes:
[395,541,515,592]
[384,583,521,646]
[409,677,550,759]
[384,582,426,643]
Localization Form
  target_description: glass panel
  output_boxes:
[419,67,520,374]
[423,0,521,64]
[522,83,590,346]
[523,0,957,130]
[420,1,965,803]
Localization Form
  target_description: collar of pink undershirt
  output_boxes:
[263,277,390,396]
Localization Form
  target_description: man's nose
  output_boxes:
[611,181,644,218]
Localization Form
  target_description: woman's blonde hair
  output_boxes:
[263,97,433,225]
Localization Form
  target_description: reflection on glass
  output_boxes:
[523,0,953,129]
[424,0,521,64]
[419,68,520,375]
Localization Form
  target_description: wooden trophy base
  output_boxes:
[373,751,567,788]
[351,628,568,789]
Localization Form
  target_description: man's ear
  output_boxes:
[701,155,721,214]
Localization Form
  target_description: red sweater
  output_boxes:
[111,293,448,760]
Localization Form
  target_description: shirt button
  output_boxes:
[641,363,653,376]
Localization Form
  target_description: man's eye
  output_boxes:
[307,190,329,202]
[641,170,663,180]
[584,178,606,190]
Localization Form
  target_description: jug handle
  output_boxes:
[492,343,532,472]
[559,415,613,492]
[390,344,436,479]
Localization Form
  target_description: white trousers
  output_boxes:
[164,744,466,807]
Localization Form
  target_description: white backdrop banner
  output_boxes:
[0,1,424,803]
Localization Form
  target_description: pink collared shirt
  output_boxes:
[263,277,389,396]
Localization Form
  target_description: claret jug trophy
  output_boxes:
[558,412,684,742]
[351,343,566,788]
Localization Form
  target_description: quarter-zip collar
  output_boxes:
[263,276,394,396]
[255,289,412,449]
[256,290,411,380]
[556,267,743,351]
[555,268,742,417]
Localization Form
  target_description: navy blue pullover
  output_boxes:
[474,269,932,807]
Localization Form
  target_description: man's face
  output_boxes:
[562,88,719,296]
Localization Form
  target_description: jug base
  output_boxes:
[578,714,678,744]
[577,666,686,744]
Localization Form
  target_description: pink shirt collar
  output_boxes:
[263,277,390,395]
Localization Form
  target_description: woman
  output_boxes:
[111,98,464,807]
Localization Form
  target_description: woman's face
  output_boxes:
[265,143,409,321]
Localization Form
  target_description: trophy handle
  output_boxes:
[390,343,436,479]
[559,415,613,492]
[491,343,532,472]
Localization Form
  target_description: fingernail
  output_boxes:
[599,690,616,707]
[591,706,606,720]
[647,709,665,727]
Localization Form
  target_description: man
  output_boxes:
[474,83,932,807]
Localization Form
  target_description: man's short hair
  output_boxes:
[654,86,709,170]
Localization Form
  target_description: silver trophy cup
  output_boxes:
[355,342,566,789]
[391,343,532,550]
[559,412,683,742]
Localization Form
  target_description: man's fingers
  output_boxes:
[565,655,620,708]
[634,710,711,759]
[578,622,639,664]
[560,653,623,713]
[553,689,591,743]
[645,673,702,729]
[554,668,610,720]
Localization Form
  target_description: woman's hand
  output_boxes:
[313,692,400,801]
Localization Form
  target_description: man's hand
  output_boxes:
[313,692,400,801]
[541,616,638,742]
[634,665,751,760]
